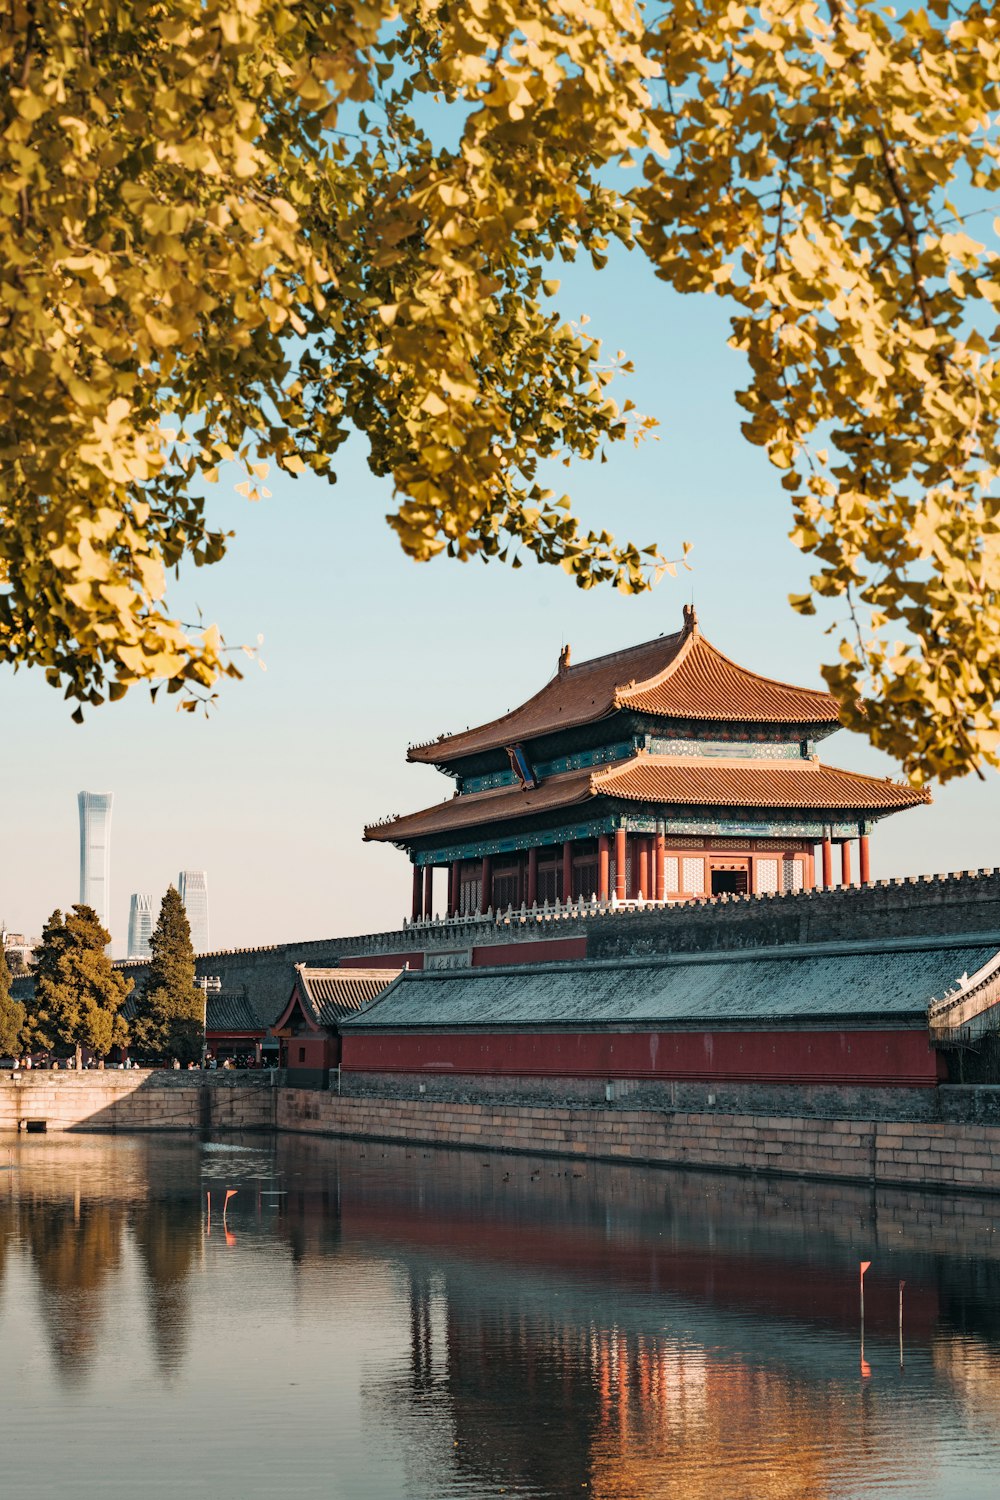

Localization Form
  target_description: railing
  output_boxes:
[928,950,1000,1045]
[402,865,1000,936]
[405,894,672,930]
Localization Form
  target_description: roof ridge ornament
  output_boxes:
[558,642,571,674]
[682,603,698,635]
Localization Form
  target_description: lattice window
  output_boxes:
[782,857,804,893]
[573,862,598,900]
[664,857,679,892]
[682,858,705,894]
[538,864,561,903]
[459,875,482,915]
[756,859,779,894]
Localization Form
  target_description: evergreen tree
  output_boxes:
[131,888,204,1063]
[0,945,24,1057]
[26,906,131,1066]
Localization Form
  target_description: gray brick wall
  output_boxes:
[12,867,1000,1020]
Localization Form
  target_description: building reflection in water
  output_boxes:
[2,1134,1000,1497]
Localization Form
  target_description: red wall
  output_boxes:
[341,1027,944,1087]
[288,1036,337,1070]
[472,937,587,967]
[340,953,424,971]
[340,939,585,972]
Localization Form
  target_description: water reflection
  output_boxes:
[133,1192,202,1375]
[1,1134,1000,1498]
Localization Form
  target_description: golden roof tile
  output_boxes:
[364,754,928,843]
[408,614,839,765]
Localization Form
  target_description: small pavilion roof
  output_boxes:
[273,965,401,1031]
[365,755,929,843]
[408,612,840,765]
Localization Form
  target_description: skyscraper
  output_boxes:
[78,791,113,929]
[127,893,154,959]
[177,870,209,952]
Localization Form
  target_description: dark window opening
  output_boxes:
[298,1046,306,1063]
[711,869,748,896]
[493,870,520,909]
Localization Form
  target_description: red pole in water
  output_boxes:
[223,1188,237,1219]
[860,1260,872,1376]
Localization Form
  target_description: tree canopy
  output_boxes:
[131,885,204,1062]
[2,1,1000,782]
[0,945,25,1057]
[25,905,131,1062]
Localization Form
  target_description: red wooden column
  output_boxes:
[526,847,539,908]
[449,860,461,917]
[598,835,610,902]
[637,839,650,899]
[562,840,574,903]
[841,840,852,887]
[480,855,493,913]
[655,827,666,902]
[412,866,423,922]
[859,834,871,886]
[423,865,434,918]
[822,837,833,889]
[614,828,627,900]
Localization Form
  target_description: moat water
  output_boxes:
[2,1132,1000,1499]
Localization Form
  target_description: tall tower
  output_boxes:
[78,791,113,929]
[177,870,209,953]
[127,893,154,959]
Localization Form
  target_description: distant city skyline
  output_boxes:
[177,870,210,953]
[127,893,154,959]
[78,791,112,930]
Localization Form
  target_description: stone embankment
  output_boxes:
[278,1088,1000,1197]
[0,1071,276,1133]
[8,1072,1000,1197]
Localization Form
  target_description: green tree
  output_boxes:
[0,946,25,1057]
[2,3,1000,783]
[131,887,204,1064]
[25,907,131,1066]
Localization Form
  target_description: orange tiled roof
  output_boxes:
[408,615,840,764]
[364,755,928,843]
[596,757,930,812]
[365,768,596,842]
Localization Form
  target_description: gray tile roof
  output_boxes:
[295,966,401,1028]
[342,936,1000,1031]
[208,994,263,1033]
[121,989,263,1033]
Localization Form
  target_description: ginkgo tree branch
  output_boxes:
[3,0,1000,787]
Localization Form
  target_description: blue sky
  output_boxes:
[3,242,998,954]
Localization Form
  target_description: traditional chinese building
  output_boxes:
[365,608,929,920]
[272,964,401,1084]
